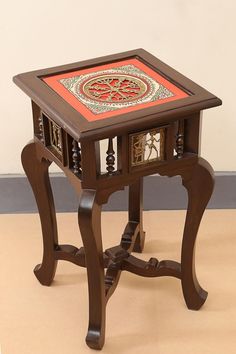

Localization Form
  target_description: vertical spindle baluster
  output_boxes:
[38,114,44,143]
[106,138,115,175]
[72,139,82,175]
[176,120,184,159]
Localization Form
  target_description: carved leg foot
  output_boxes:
[21,141,58,286]
[129,179,145,253]
[78,190,105,350]
[181,158,214,310]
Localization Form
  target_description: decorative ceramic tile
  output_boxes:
[43,59,189,122]
[59,65,174,114]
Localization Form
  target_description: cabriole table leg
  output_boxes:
[21,141,58,286]
[181,157,214,310]
[78,189,105,350]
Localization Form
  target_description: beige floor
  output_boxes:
[0,210,236,354]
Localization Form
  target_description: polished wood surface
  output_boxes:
[16,49,222,350]
[13,49,221,141]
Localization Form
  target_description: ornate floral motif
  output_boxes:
[59,64,174,115]
[83,75,147,103]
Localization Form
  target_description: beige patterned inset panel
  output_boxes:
[59,64,174,115]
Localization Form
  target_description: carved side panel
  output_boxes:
[48,119,63,155]
[129,127,165,169]
[41,113,66,164]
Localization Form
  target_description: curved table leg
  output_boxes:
[78,189,105,350]
[21,141,58,286]
[129,178,145,253]
[181,157,214,310]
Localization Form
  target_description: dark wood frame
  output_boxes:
[15,49,222,350]
[13,48,221,141]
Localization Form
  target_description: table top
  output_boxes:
[42,58,189,122]
[13,49,221,141]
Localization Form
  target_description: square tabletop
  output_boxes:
[13,49,221,141]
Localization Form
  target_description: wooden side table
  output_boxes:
[14,49,222,350]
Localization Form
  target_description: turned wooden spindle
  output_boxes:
[176,119,184,158]
[38,114,44,143]
[72,139,81,175]
[106,138,115,175]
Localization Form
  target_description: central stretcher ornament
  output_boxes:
[43,59,188,121]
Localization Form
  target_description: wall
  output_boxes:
[1,0,235,174]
